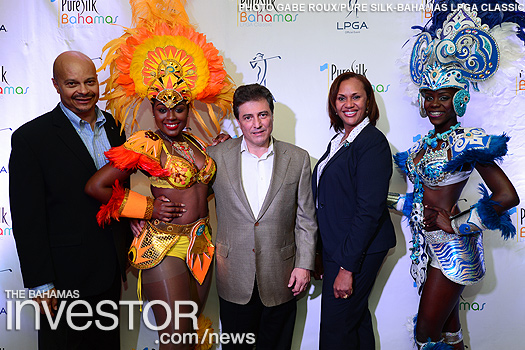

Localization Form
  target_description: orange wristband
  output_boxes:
[119,189,154,220]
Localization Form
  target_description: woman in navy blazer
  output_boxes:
[313,72,396,349]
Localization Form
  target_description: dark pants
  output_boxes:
[38,269,121,350]
[320,251,387,350]
[219,281,297,350]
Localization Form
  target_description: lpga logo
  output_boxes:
[250,53,281,86]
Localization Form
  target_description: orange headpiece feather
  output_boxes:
[99,0,234,135]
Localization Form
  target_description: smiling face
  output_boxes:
[237,99,273,155]
[335,77,369,135]
[153,100,189,140]
[52,52,99,121]
[421,88,458,132]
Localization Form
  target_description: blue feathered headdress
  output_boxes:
[414,0,525,43]
[410,0,525,94]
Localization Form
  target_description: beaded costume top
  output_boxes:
[401,127,508,188]
[396,126,509,188]
[105,130,216,189]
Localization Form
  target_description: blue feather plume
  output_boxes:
[393,151,409,175]
[403,192,414,217]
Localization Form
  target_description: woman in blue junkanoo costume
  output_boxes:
[389,4,523,350]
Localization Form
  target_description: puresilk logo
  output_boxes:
[54,0,119,26]
[516,69,525,95]
[320,62,390,93]
[459,300,486,311]
[320,61,368,82]
[237,0,299,26]
[516,207,525,242]
[0,207,12,238]
[0,66,29,96]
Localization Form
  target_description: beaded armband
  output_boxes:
[96,180,154,226]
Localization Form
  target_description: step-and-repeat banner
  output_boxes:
[1,1,524,349]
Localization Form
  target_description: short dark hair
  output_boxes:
[327,72,379,132]
[233,84,274,119]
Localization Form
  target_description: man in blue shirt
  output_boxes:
[9,51,130,349]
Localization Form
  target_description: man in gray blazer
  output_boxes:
[207,84,318,350]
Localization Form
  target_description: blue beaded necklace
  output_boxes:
[421,122,461,149]
[407,122,460,263]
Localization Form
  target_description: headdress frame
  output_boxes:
[410,8,500,117]
[98,0,234,136]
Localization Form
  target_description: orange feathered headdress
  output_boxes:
[99,0,234,135]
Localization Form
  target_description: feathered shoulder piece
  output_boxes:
[444,127,510,171]
[99,0,234,135]
[105,130,169,177]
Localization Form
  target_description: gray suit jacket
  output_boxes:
[208,137,318,307]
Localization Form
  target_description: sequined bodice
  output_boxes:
[150,136,216,189]
[406,132,472,188]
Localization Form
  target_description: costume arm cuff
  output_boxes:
[450,207,487,235]
[451,184,516,239]
[119,189,154,220]
[473,183,516,240]
[96,180,154,226]
[387,192,404,211]
[387,192,413,216]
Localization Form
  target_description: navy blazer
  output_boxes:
[313,124,396,273]
[9,104,130,296]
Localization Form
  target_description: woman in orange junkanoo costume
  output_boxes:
[85,1,234,349]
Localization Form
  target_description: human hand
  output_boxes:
[424,205,454,233]
[33,287,58,317]
[130,219,146,238]
[152,195,186,222]
[333,268,353,299]
[210,133,231,146]
[288,268,311,296]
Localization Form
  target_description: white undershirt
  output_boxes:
[241,137,274,218]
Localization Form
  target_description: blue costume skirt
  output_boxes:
[425,229,485,285]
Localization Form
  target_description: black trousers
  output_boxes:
[219,280,297,350]
[320,251,388,350]
[38,269,121,350]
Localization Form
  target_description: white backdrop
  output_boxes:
[1,1,524,349]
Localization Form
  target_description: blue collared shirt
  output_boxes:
[60,103,112,169]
